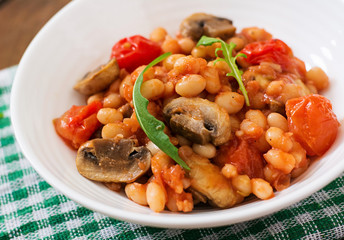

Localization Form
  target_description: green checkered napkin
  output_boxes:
[0,66,343,240]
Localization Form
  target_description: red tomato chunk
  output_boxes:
[240,39,306,78]
[286,94,339,156]
[111,35,162,72]
[215,138,265,178]
[54,101,102,149]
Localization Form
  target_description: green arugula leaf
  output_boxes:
[132,52,190,170]
[197,36,250,106]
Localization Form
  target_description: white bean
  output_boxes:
[267,113,288,132]
[192,143,217,159]
[251,178,274,200]
[97,108,123,125]
[245,110,268,129]
[146,182,166,212]
[125,183,148,206]
[175,74,206,97]
[263,149,296,174]
[215,91,244,114]
[265,127,293,152]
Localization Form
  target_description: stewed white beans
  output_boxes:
[163,54,185,71]
[173,56,205,75]
[162,37,181,54]
[265,127,293,152]
[97,108,123,124]
[140,78,165,100]
[163,82,175,98]
[87,92,104,105]
[232,175,252,197]
[103,93,123,108]
[266,80,284,96]
[251,178,274,200]
[176,135,192,146]
[221,164,238,179]
[178,38,196,54]
[245,110,267,129]
[227,36,245,51]
[102,122,127,139]
[264,149,296,174]
[54,17,335,214]
[267,113,288,132]
[175,74,206,97]
[125,183,148,206]
[150,27,167,43]
[191,46,207,58]
[306,67,329,91]
[146,182,166,212]
[230,116,241,132]
[192,143,217,159]
[201,66,221,94]
[239,119,263,139]
[215,91,245,114]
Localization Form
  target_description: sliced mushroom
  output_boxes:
[163,97,231,146]
[188,188,207,205]
[179,146,236,208]
[74,58,120,95]
[76,138,151,183]
[180,13,236,41]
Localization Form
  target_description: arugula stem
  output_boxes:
[224,42,250,106]
[132,52,190,170]
[197,36,250,106]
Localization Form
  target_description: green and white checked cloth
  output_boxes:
[0,66,343,240]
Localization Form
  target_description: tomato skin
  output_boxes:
[54,101,102,149]
[111,35,162,72]
[240,39,306,77]
[215,138,265,178]
[286,94,339,156]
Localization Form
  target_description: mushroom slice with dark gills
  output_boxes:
[179,146,236,208]
[180,13,236,41]
[76,138,151,183]
[74,58,120,95]
[163,97,231,146]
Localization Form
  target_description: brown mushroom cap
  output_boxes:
[74,58,120,95]
[76,138,151,183]
[180,13,236,41]
[179,146,236,208]
[163,97,231,146]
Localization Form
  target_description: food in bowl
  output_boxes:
[53,13,339,213]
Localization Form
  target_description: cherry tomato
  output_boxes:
[240,39,306,77]
[215,138,265,178]
[111,35,162,72]
[54,101,102,149]
[286,94,339,156]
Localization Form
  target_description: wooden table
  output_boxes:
[0,0,71,69]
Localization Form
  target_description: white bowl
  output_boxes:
[11,0,344,228]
